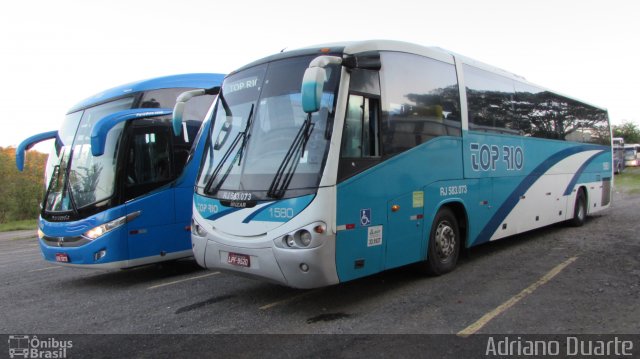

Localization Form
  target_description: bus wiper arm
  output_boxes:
[204,104,254,196]
[204,132,243,195]
[267,114,315,199]
[41,165,60,210]
[237,104,254,166]
[62,150,80,217]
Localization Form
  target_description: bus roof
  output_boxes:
[234,40,607,112]
[68,73,226,113]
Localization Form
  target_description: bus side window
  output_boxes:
[464,64,517,135]
[337,68,382,182]
[124,123,173,201]
[341,95,380,158]
[379,52,461,157]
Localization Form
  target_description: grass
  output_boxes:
[615,166,640,194]
[0,219,38,232]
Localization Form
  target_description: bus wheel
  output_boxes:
[421,207,460,276]
[569,189,587,227]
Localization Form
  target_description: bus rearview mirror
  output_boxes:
[301,56,342,113]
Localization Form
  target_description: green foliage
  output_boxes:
[0,219,38,232]
[613,121,640,144]
[0,147,47,223]
[616,167,640,195]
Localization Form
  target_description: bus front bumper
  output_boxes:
[194,234,339,289]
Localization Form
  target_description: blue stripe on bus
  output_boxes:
[242,202,276,223]
[476,145,604,244]
[562,151,605,196]
[205,208,242,221]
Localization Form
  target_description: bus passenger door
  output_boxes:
[385,191,424,269]
[123,122,178,262]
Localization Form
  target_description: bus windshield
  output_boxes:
[44,97,134,213]
[197,55,340,200]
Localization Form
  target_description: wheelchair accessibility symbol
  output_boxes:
[360,208,371,226]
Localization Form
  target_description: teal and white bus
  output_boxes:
[181,41,611,288]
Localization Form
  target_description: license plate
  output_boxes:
[55,253,69,263]
[227,252,250,267]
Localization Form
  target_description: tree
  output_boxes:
[0,147,47,223]
[613,122,640,144]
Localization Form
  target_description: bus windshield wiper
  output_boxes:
[41,164,60,210]
[62,150,80,217]
[204,104,254,196]
[267,114,315,199]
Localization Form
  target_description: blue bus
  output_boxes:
[180,41,611,288]
[16,73,224,268]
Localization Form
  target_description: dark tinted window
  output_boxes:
[140,88,214,123]
[380,52,461,156]
[465,65,518,135]
[514,82,610,144]
[124,120,173,200]
[341,95,380,158]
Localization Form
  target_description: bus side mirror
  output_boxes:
[173,86,220,136]
[15,130,58,171]
[301,56,342,113]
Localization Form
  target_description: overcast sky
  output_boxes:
[1,0,638,152]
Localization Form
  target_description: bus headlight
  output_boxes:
[284,235,296,247]
[83,216,127,240]
[298,230,312,247]
[191,218,207,237]
[37,228,44,239]
[278,222,327,249]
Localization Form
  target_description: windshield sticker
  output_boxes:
[224,77,259,95]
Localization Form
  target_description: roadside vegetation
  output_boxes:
[0,147,46,229]
[0,219,38,232]
[615,166,640,195]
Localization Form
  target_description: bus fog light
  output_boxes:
[37,228,45,239]
[300,263,309,272]
[284,235,295,247]
[298,230,312,247]
[94,249,107,261]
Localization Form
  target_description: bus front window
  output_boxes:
[44,98,134,213]
[196,55,340,201]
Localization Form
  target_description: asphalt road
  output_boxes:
[1,189,638,356]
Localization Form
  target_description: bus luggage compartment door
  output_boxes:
[385,191,424,269]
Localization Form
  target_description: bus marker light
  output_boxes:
[313,224,326,234]
[391,205,400,212]
[337,224,355,231]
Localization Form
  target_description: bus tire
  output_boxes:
[569,189,587,227]
[421,207,460,276]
